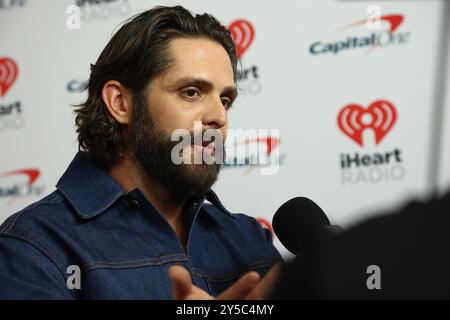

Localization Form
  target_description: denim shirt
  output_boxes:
[0,152,282,299]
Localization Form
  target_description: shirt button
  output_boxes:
[191,202,199,212]
[127,198,140,208]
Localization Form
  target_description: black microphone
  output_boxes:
[272,197,342,255]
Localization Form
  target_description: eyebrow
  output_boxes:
[170,77,238,101]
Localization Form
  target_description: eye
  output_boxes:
[221,96,233,110]
[181,88,200,99]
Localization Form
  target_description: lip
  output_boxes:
[193,143,215,155]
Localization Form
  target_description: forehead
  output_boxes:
[159,37,235,88]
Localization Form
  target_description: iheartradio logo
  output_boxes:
[0,57,19,97]
[337,100,397,147]
[256,217,274,235]
[228,19,255,59]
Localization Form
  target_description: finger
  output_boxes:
[168,265,213,300]
[168,265,193,300]
[217,271,261,300]
[245,263,282,300]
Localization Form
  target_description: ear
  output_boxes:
[102,80,133,125]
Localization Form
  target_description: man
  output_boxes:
[0,6,281,299]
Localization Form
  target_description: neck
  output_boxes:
[107,152,188,243]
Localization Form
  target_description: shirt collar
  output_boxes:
[56,152,234,220]
[205,189,234,218]
[56,152,128,220]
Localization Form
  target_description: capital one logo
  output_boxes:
[337,100,397,147]
[0,169,40,184]
[228,19,255,59]
[0,169,44,203]
[0,57,19,97]
[342,14,404,33]
[310,14,409,56]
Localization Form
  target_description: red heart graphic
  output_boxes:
[0,57,19,97]
[228,19,255,59]
[337,100,397,147]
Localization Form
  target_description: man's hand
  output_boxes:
[168,264,281,300]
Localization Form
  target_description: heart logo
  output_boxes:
[228,19,255,59]
[337,100,397,147]
[0,57,19,97]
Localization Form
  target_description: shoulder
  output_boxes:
[199,203,283,278]
[0,190,70,235]
[202,203,278,249]
[0,190,74,266]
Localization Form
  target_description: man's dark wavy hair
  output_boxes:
[74,5,237,168]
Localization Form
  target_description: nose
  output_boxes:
[202,96,227,130]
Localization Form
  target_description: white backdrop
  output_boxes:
[1,0,449,257]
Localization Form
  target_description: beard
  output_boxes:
[129,94,223,199]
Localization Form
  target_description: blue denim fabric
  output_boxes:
[0,152,282,299]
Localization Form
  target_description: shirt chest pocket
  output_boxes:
[79,263,176,299]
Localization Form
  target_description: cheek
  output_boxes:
[151,98,197,133]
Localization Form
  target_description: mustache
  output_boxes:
[173,129,225,147]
